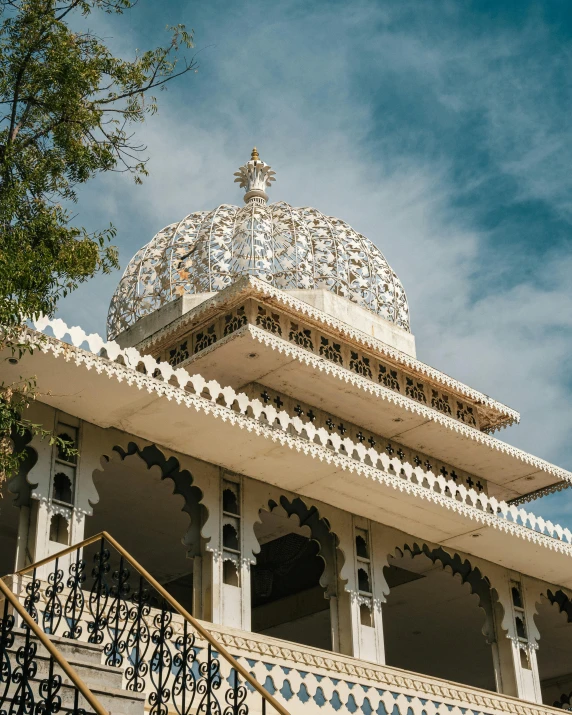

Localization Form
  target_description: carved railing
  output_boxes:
[182,620,565,715]
[11,532,289,715]
[0,577,107,714]
[27,318,572,551]
[7,533,567,715]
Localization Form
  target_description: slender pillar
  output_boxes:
[217,472,250,629]
[349,517,385,664]
[492,571,542,703]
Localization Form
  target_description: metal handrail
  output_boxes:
[0,578,108,715]
[16,531,292,715]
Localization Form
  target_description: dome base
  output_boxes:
[114,283,415,358]
[286,289,416,357]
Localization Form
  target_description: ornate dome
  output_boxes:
[107,150,410,339]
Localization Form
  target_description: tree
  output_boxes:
[0,0,197,483]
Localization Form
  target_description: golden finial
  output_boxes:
[234,148,275,203]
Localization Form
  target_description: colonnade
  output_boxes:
[3,405,571,709]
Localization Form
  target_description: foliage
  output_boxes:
[0,0,197,486]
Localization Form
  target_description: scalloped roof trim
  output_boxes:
[186,322,572,483]
[136,276,520,426]
[26,316,572,553]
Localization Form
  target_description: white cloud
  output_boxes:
[56,0,572,519]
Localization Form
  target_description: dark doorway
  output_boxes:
[251,506,331,650]
[535,593,572,708]
[383,548,497,691]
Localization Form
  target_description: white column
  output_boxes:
[219,471,248,629]
[491,571,542,703]
[347,516,385,664]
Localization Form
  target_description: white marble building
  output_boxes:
[2,149,572,715]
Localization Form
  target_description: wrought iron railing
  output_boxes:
[0,577,107,714]
[11,532,290,715]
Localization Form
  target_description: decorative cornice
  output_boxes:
[24,318,572,553]
[136,277,520,427]
[191,322,572,485]
[508,481,572,506]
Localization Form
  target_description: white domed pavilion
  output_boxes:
[1,149,572,715]
[107,149,409,339]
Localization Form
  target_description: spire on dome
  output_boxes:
[234,147,276,204]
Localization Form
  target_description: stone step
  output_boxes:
[6,643,125,692]
[4,628,146,714]
[12,626,106,666]
[1,677,146,715]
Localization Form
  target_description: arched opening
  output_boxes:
[383,544,497,691]
[53,471,73,504]
[0,476,22,575]
[534,591,572,709]
[85,443,205,614]
[49,514,69,544]
[250,497,340,651]
[0,430,36,576]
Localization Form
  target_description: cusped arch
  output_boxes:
[255,494,346,598]
[546,588,572,623]
[94,441,207,558]
[532,587,572,709]
[529,587,572,645]
[388,541,497,644]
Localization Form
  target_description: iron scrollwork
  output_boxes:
[0,600,86,714]
[224,670,248,715]
[173,620,197,715]
[196,643,222,715]
[125,575,151,694]
[104,556,130,667]
[36,657,63,714]
[63,551,86,640]
[23,568,41,624]
[148,601,174,715]
[8,537,262,715]
[88,539,111,645]
[42,558,64,635]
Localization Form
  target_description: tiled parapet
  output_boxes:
[210,621,560,715]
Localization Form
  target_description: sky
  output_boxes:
[57,0,572,525]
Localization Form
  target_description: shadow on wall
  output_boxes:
[1,431,37,576]
[86,443,205,615]
[251,503,333,651]
[383,548,497,692]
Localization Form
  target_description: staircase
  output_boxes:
[0,531,288,715]
[0,531,567,715]
[4,629,146,714]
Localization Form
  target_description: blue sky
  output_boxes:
[58,0,572,524]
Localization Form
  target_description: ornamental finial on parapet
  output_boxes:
[234,147,276,204]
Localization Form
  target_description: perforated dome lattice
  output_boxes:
[107,152,410,339]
